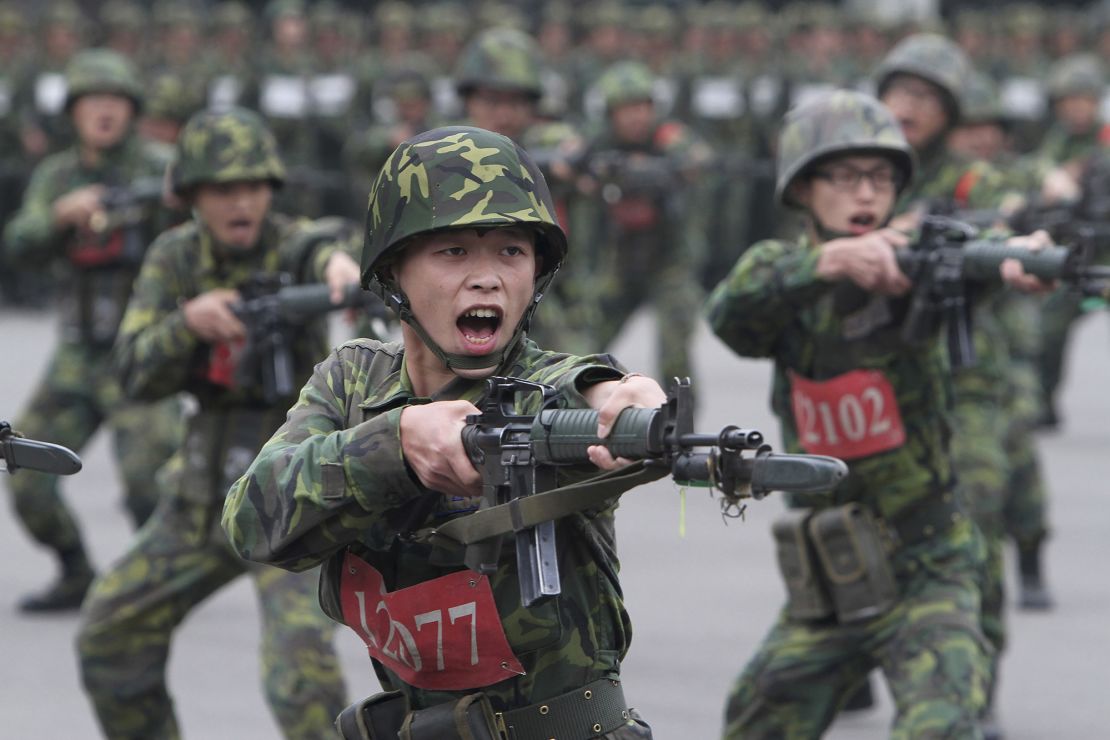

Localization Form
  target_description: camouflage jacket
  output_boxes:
[897,143,1016,403]
[3,135,174,347]
[222,339,635,710]
[114,213,340,410]
[705,234,955,520]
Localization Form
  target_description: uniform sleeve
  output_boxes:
[705,239,827,358]
[222,348,426,571]
[2,158,67,264]
[113,233,200,401]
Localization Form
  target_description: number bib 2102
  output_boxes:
[339,552,525,691]
[788,369,905,460]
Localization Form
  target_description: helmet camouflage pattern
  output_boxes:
[64,48,144,111]
[776,89,915,208]
[1046,54,1104,100]
[171,107,285,195]
[362,125,567,291]
[456,27,544,99]
[874,33,970,122]
[596,61,655,111]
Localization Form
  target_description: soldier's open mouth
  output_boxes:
[848,213,877,234]
[457,307,502,348]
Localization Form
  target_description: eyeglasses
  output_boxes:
[812,166,900,192]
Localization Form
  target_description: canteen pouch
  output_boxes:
[808,503,898,622]
[400,692,500,740]
[335,691,409,740]
[772,509,834,621]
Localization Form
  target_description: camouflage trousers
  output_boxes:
[77,454,348,740]
[722,519,989,740]
[4,341,182,556]
[1000,365,1049,548]
[950,397,1010,698]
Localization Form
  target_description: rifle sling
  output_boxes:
[415,462,668,549]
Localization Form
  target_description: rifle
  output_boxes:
[87,177,168,266]
[232,276,390,403]
[0,421,82,475]
[453,377,848,606]
[897,215,1110,367]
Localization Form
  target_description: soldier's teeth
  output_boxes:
[464,308,498,318]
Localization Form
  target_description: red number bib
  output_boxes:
[339,552,526,691]
[789,369,906,460]
[69,228,125,268]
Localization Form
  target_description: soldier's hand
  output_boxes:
[183,289,247,343]
[401,401,482,498]
[324,250,362,304]
[583,373,667,470]
[816,228,912,296]
[52,185,107,230]
[1001,230,1056,294]
[1041,166,1081,204]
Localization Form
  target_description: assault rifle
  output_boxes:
[232,276,390,403]
[897,215,1110,367]
[0,421,82,475]
[87,177,167,266]
[450,377,848,606]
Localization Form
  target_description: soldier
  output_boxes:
[222,124,660,739]
[138,71,206,146]
[577,60,712,390]
[2,49,183,612]
[876,34,1042,738]
[707,88,1049,740]
[204,1,258,112]
[76,107,355,739]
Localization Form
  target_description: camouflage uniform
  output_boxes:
[76,107,347,739]
[577,61,712,389]
[223,126,651,739]
[2,49,183,612]
[707,91,989,739]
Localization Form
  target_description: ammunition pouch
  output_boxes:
[808,504,898,623]
[335,678,632,740]
[772,509,833,621]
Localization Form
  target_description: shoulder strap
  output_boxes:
[412,463,668,549]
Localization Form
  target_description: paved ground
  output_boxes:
[2,305,1108,738]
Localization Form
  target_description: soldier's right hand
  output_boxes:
[816,228,912,295]
[52,185,107,230]
[400,401,482,499]
[183,289,247,343]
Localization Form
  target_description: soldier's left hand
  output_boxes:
[324,251,362,304]
[584,373,667,470]
[1002,229,1056,293]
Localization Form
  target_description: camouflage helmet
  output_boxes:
[0,2,26,35]
[361,126,567,370]
[456,27,544,100]
[41,0,83,28]
[152,0,199,29]
[776,89,915,208]
[1046,54,1105,100]
[959,70,1008,125]
[64,48,144,111]
[874,33,970,122]
[596,61,655,111]
[145,73,204,124]
[171,107,285,195]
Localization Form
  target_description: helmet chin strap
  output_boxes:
[384,270,557,373]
